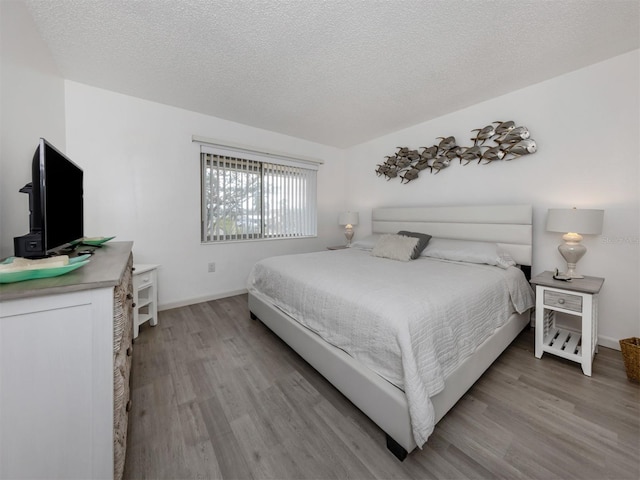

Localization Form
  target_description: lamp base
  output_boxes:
[558,237,587,279]
[344,226,354,246]
[561,263,584,279]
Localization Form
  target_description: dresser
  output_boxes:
[0,242,134,480]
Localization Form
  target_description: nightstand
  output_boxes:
[132,264,159,338]
[530,271,604,376]
[327,245,348,250]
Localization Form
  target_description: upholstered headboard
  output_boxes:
[372,204,533,266]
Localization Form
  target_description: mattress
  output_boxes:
[247,248,534,446]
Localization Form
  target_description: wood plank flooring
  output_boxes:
[124,294,640,480]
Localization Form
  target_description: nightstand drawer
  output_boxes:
[543,290,582,312]
[133,272,154,288]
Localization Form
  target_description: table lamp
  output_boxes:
[338,212,359,246]
[546,207,604,278]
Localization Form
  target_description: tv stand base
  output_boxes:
[13,232,45,258]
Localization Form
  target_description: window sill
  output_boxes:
[201,235,318,246]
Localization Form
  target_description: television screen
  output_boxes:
[14,139,84,258]
[40,139,84,251]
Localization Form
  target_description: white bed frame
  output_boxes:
[248,204,533,459]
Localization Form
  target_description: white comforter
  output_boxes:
[247,248,534,447]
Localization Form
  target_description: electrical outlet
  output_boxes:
[208,262,216,273]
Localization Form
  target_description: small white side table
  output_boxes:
[132,264,159,338]
[530,271,604,376]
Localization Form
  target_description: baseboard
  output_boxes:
[159,288,248,311]
[598,335,622,351]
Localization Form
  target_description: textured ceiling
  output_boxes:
[23,0,640,148]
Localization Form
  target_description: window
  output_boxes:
[199,142,318,242]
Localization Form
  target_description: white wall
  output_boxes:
[344,50,640,348]
[0,0,66,257]
[64,81,347,308]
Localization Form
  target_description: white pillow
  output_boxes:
[349,233,382,250]
[371,234,419,262]
[421,238,516,269]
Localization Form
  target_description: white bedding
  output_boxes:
[247,248,534,447]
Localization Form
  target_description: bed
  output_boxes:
[247,204,534,460]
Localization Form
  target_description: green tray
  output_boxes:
[81,236,115,246]
[0,257,90,284]
[1,254,90,266]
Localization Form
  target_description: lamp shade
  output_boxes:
[338,212,359,226]
[546,208,604,235]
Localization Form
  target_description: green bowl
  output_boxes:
[0,259,90,284]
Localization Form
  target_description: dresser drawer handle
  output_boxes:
[558,298,565,304]
[127,346,133,357]
[126,400,132,412]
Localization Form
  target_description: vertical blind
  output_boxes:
[201,149,317,242]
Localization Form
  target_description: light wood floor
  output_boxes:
[124,294,640,480]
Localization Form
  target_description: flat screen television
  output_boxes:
[14,138,84,258]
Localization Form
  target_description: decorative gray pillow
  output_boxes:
[371,234,419,262]
[397,230,432,259]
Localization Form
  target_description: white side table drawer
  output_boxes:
[134,271,154,289]
[543,290,582,312]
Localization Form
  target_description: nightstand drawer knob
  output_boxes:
[558,298,565,304]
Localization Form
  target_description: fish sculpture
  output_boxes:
[385,168,398,180]
[395,157,413,169]
[480,146,506,164]
[414,158,432,171]
[444,146,464,160]
[430,158,450,174]
[436,136,457,151]
[377,120,537,183]
[375,164,391,177]
[406,150,421,161]
[471,125,496,145]
[506,139,537,157]
[420,145,439,160]
[458,146,483,165]
[495,126,530,144]
[493,120,516,135]
[400,168,420,183]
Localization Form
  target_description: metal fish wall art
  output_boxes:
[377,120,537,183]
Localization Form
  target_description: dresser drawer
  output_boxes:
[543,290,582,313]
